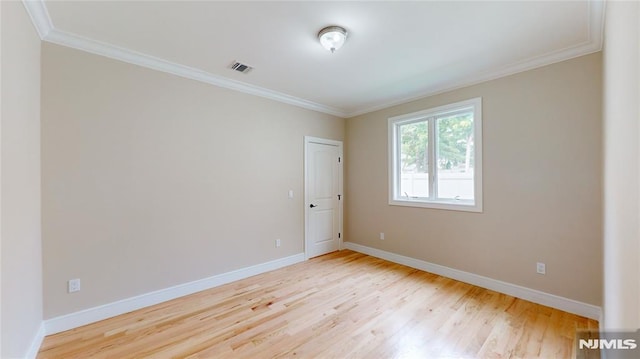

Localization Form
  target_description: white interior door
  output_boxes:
[305,137,343,259]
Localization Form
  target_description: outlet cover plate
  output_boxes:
[68,278,81,293]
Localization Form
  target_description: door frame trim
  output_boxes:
[304,136,344,260]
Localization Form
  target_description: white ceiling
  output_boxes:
[26,1,604,117]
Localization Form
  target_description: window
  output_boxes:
[388,98,482,212]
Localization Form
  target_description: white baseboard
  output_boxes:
[344,242,601,320]
[40,244,600,339]
[44,253,306,335]
[25,322,45,359]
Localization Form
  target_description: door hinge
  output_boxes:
[338,157,341,163]
[338,233,341,239]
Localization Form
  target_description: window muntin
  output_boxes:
[389,98,482,212]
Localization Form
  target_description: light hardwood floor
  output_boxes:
[38,250,598,358]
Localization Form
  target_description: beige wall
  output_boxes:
[602,1,640,330]
[41,43,344,318]
[345,53,602,306]
[1,1,44,357]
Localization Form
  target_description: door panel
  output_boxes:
[314,151,333,199]
[313,209,334,243]
[305,138,342,259]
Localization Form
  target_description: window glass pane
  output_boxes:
[399,121,429,198]
[436,112,474,201]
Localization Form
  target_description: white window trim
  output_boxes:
[388,97,483,213]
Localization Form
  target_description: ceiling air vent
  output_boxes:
[230,61,253,74]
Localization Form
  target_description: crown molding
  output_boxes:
[19,1,345,117]
[23,0,604,119]
[42,29,347,117]
[345,0,605,118]
[345,41,602,118]
[21,0,53,39]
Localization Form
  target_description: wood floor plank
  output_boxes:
[38,250,597,358]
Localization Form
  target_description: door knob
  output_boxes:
[310,204,317,208]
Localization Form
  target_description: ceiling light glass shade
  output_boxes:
[318,26,347,53]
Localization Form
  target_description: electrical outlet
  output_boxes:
[68,278,81,293]
[536,262,546,275]
[276,239,281,248]
[380,232,385,240]
[288,190,294,199]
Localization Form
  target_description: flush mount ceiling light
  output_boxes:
[318,26,347,53]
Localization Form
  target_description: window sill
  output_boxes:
[389,198,483,213]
